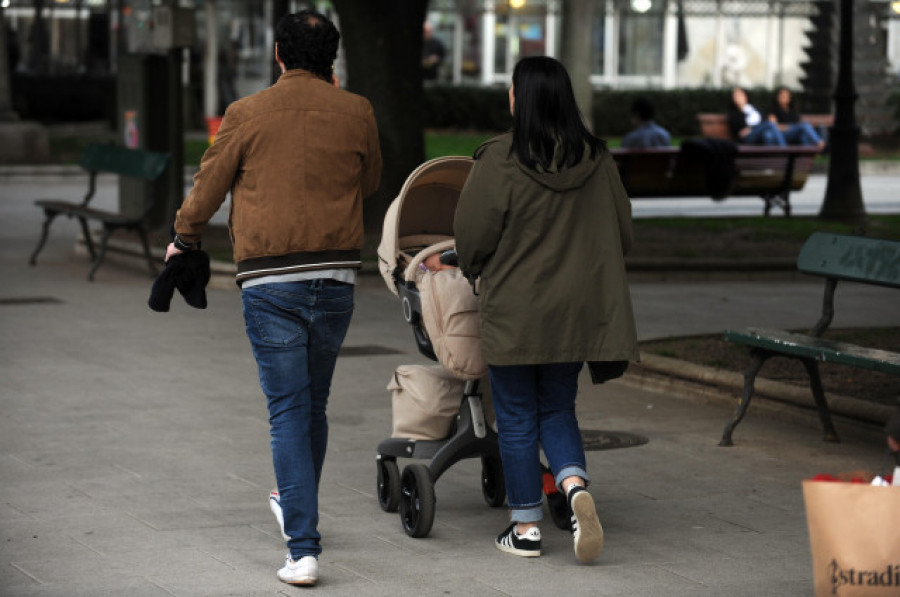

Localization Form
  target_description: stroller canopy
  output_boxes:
[377,156,474,295]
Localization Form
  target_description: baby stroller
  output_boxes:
[375,156,570,538]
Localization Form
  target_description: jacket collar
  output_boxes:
[277,68,323,83]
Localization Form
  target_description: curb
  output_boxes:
[623,351,894,430]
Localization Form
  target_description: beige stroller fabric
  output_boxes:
[418,266,487,380]
[388,365,465,440]
[377,156,474,296]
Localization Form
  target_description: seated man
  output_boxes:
[622,98,672,149]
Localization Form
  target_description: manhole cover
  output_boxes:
[0,297,62,305]
[339,344,403,357]
[581,429,648,451]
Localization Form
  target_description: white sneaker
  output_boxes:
[269,489,289,540]
[277,554,317,586]
[568,485,603,563]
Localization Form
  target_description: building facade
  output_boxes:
[3,1,898,119]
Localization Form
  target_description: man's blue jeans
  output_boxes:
[488,362,589,524]
[241,279,354,559]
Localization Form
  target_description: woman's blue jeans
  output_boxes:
[241,279,354,559]
[783,122,822,146]
[742,121,786,146]
[488,362,589,524]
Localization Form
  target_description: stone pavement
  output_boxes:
[2,178,899,596]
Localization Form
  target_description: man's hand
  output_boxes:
[165,242,183,263]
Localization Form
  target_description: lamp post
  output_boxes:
[819,0,866,222]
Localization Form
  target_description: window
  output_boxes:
[618,0,664,76]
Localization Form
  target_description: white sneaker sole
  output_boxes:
[278,575,316,586]
[269,495,289,541]
[495,541,541,558]
[571,491,603,563]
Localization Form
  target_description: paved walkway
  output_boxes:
[1,177,898,596]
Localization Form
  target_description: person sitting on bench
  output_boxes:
[767,86,825,148]
[727,86,786,146]
[621,97,671,149]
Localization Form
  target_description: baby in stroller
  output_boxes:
[374,157,571,538]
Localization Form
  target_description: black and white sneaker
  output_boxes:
[495,523,541,557]
[568,485,603,563]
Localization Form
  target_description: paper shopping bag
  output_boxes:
[802,479,900,597]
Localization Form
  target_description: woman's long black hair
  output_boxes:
[509,56,605,171]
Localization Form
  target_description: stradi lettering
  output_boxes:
[828,560,900,594]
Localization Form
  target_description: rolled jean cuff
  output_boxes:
[555,465,590,490]
[509,505,543,524]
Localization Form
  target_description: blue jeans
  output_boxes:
[782,122,822,146]
[241,279,354,559]
[742,121,786,146]
[489,362,589,524]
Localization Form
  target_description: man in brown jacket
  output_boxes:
[165,10,381,586]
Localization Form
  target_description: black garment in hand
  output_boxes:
[148,250,211,312]
[681,138,738,200]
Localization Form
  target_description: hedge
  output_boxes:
[424,85,821,137]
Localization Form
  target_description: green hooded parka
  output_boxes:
[454,132,640,366]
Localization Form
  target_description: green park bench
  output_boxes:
[719,232,900,446]
[29,144,171,281]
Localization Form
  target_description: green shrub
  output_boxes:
[423,86,825,138]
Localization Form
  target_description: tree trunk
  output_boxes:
[331,0,428,235]
[0,7,20,122]
[560,0,594,131]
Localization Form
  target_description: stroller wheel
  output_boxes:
[399,464,436,538]
[376,457,401,512]
[480,456,506,508]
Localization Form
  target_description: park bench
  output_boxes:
[29,144,171,281]
[696,112,833,141]
[611,144,822,216]
[719,232,900,446]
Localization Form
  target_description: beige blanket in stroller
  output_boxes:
[409,243,487,381]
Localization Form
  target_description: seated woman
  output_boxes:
[727,86,786,146]
[768,86,825,147]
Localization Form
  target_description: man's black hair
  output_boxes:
[632,97,655,122]
[275,10,340,82]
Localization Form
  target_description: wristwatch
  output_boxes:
[173,235,199,251]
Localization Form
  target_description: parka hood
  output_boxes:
[475,134,602,192]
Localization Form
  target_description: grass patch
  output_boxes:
[425,131,495,160]
[184,139,209,167]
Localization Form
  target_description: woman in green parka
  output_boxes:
[454,56,639,563]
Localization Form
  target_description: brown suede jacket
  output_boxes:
[174,69,382,283]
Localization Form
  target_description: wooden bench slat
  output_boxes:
[725,327,900,374]
[611,144,821,214]
[697,113,833,141]
[797,231,900,289]
[79,144,170,180]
